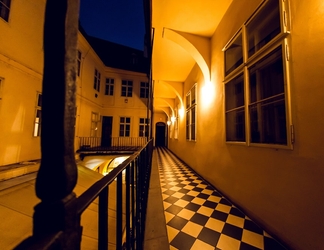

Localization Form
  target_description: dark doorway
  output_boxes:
[155,122,166,147]
[101,116,113,147]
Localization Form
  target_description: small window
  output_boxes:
[139,118,149,137]
[105,78,114,96]
[33,93,42,137]
[140,82,149,98]
[0,0,11,22]
[90,112,99,137]
[121,80,133,97]
[119,117,131,137]
[186,85,197,141]
[93,69,101,92]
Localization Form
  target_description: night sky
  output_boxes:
[79,0,145,51]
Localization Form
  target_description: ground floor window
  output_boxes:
[119,117,131,137]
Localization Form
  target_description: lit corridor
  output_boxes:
[152,147,287,250]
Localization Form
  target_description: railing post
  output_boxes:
[31,0,81,249]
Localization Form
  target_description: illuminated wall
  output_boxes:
[167,0,324,249]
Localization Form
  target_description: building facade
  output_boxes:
[0,0,150,167]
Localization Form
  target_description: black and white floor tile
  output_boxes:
[156,147,287,250]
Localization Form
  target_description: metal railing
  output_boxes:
[15,139,153,249]
[79,137,148,151]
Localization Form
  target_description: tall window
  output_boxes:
[33,93,42,137]
[93,69,101,92]
[121,80,133,97]
[186,85,197,141]
[0,0,11,22]
[140,82,149,98]
[77,50,82,76]
[224,0,290,147]
[174,106,179,139]
[105,78,114,96]
[90,112,99,137]
[139,118,149,137]
[119,117,131,137]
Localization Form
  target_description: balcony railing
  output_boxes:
[15,139,153,249]
[79,137,148,152]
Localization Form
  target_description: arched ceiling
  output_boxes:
[151,0,233,114]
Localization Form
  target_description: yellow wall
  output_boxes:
[168,0,324,249]
[0,0,45,166]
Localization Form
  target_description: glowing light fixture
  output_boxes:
[167,120,171,126]
[171,116,176,123]
[201,81,215,106]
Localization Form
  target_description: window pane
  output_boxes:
[226,108,245,142]
[225,74,244,111]
[225,33,243,75]
[249,46,286,145]
[249,47,284,103]
[250,98,287,144]
[247,0,281,57]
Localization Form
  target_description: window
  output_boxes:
[140,82,149,98]
[174,106,179,139]
[93,69,101,92]
[139,118,149,137]
[0,77,3,100]
[224,0,290,147]
[119,117,131,137]
[33,93,42,137]
[121,80,133,97]
[105,78,114,96]
[77,50,81,76]
[0,0,11,22]
[186,85,197,141]
[90,112,99,137]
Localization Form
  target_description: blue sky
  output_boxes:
[79,0,145,50]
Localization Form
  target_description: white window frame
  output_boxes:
[186,84,197,141]
[90,112,99,137]
[223,0,292,149]
[121,80,133,97]
[105,78,114,96]
[139,118,149,137]
[119,117,131,137]
[140,82,149,98]
[93,69,101,92]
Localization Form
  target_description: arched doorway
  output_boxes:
[155,122,166,147]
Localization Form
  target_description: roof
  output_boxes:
[79,24,149,74]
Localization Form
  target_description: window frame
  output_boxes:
[140,81,149,98]
[223,0,292,149]
[121,80,133,97]
[93,69,101,92]
[186,84,197,142]
[139,118,149,137]
[105,78,114,96]
[0,0,11,22]
[119,117,131,137]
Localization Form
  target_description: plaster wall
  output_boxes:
[169,0,324,249]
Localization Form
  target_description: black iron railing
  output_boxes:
[15,139,153,249]
[79,137,148,151]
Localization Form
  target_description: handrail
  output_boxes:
[14,139,153,250]
[76,149,140,214]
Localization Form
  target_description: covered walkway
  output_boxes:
[145,147,287,250]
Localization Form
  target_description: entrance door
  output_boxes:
[101,116,113,147]
[155,122,166,147]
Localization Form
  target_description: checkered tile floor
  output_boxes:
[156,147,287,250]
